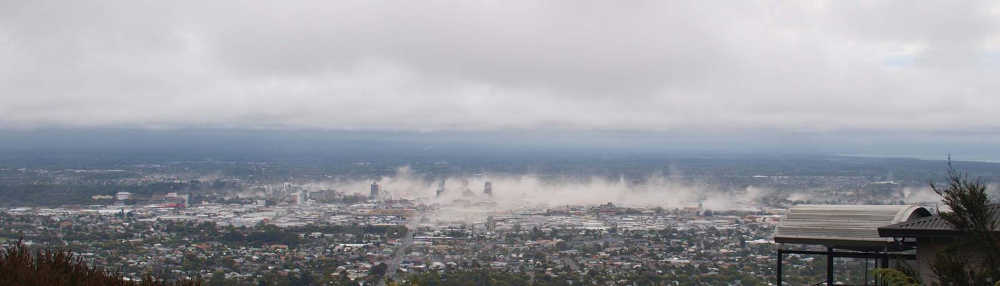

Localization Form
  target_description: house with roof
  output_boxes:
[776,203,1000,285]
[878,204,1000,284]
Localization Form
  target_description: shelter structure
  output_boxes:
[878,204,1000,284]
[774,204,932,285]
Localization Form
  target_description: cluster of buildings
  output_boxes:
[1,162,957,285]
[0,192,787,285]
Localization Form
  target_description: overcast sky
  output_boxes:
[1,0,999,134]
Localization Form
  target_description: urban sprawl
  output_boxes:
[0,162,942,285]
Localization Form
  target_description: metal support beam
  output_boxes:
[864,257,870,286]
[776,249,783,286]
[774,248,915,285]
[827,247,835,286]
[778,249,916,260]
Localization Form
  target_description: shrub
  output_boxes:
[0,240,199,286]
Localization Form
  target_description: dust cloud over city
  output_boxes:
[280,166,754,207]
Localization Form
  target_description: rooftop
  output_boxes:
[878,204,1000,238]
[774,204,931,249]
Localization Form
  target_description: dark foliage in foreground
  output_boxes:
[930,161,1000,284]
[0,240,200,286]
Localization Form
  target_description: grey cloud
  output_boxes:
[0,0,998,132]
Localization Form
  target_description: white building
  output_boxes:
[115,192,133,201]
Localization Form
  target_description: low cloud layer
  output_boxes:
[2,1,999,133]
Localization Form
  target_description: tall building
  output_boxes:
[436,180,445,197]
[296,190,307,205]
[486,216,496,232]
[370,181,380,200]
[483,181,493,196]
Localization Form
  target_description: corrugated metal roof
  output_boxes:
[880,215,955,232]
[774,204,931,247]
[878,204,1000,238]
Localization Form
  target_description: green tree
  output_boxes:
[872,268,919,286]
[929,161,1000,284]
[208,270,232,286]
[369,263,388,279]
